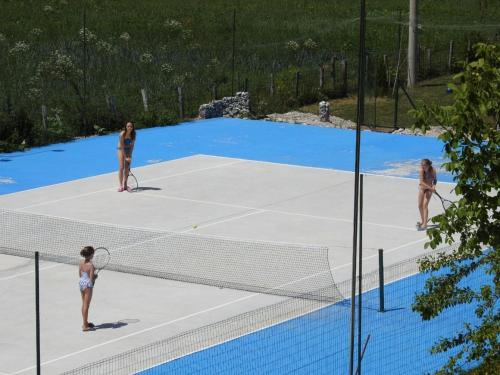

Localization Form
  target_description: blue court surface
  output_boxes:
[139,267,491,375]
[0,118,452,195]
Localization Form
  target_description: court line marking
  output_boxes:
[0,264,60,281]
[137,191,420,232]
[0,154,212,198]
[15,159,246,210]
[11,237,428,374]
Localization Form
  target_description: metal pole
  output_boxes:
[378,249,385,312]
[357,173,364,374]
[349,0,366,373]
[231,9,236,95]
[35,251,41,375]
[82,2,87,136]
[408,0,418,87]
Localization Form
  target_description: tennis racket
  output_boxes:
[434,190,454,211]
[93,247,110,277]
[125,160,139,192]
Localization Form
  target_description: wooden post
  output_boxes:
[426,48,432,78]
[331,56,337,89]
[141,88,148,112]
[177,86,184,119]
[41,105,47,133]
[295,71,301,98]
[340,59,348,96]
[212,85,217,101]
[466,39,472,64]
[448,40,454,73]
[319,65,325,89]
[383,54,389,92]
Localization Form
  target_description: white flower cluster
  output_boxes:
[79,28,97,43]
[96,40,117,55]
[160,63,174,74]
[303,38,318,50]
[119,32,130,42]
[9,41,30,55]
[31,28,43,36]
[286,40,300,51]
[163,19,183,31]
[139,52,153,64]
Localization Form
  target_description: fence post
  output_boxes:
[448,40,454,73]
[177,86,184,119]
[41,105,47,140]
[340,59,348,96]
[383,54,390,92]
[378,249,385,312]
[426,48,432,78]
[331,56,337,89]
[319,65,325,89]
[141,88,149,112]
[35,251,41,375]
[295,71,301,98]
[466,39,472,65]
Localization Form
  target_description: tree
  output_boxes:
[411,43,499,374]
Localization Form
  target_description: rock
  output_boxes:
[199,91,250,119]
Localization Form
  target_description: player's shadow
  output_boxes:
[136,187,162,192]
[94,318,140,330]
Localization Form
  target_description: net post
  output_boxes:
[378,248,385,312]
[35,251,41,375]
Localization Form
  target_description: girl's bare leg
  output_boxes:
[117,151,124,189]
[81,288,93,330]
[422,190,432,228]
[418,189,425,226]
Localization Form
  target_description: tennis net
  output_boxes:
[0,208,340,301]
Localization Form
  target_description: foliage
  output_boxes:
[0,1,499,151]
[411,43,500,373]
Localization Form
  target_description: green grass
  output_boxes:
[301,76,456,129]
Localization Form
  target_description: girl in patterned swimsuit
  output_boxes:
[417,159,437,231]
[79,246,97,331]
[117,122,136,192]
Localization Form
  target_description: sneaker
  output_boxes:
[117,187,124,192]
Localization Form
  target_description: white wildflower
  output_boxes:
[163,19,182,32]
[139,52,153,64]
[9,41,30,55]
[303,38,318,50]
[79,28,97,43]
[119,32,130,42]
[31,28,43,37]
[160,63,174,74]
[286,40,300,51]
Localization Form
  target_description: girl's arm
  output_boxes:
[89,263,96,282]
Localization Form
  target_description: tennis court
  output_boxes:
[1,119,462,374]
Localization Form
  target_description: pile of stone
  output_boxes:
[265,111,356,129]
[199,92,250,119]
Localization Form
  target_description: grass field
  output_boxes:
[302,75,456,128]
[0,1,499,150]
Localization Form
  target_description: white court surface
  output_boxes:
[0,155,455,374]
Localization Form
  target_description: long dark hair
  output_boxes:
[122,122,136,140]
